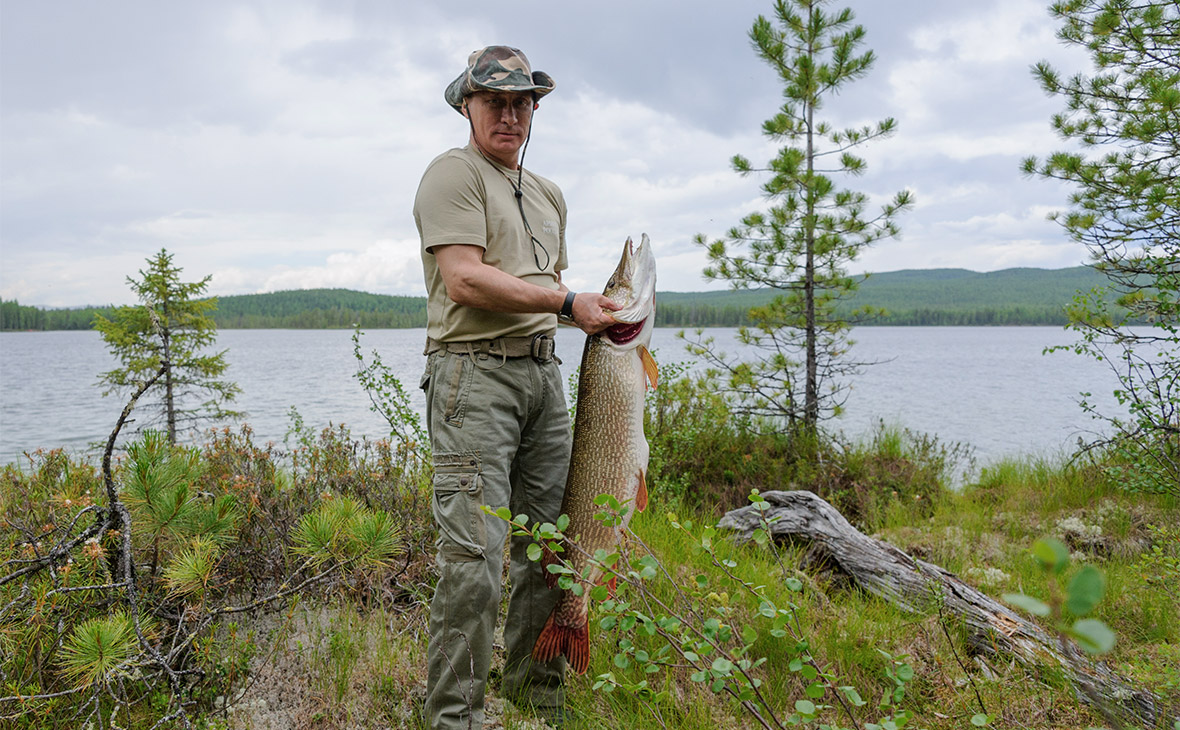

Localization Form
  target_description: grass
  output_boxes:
[3,417,1176,729]
[230,449,1171,729]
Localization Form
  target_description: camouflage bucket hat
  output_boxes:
[444,45,555,114]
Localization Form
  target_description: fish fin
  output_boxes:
[639,345,659,389]
[636,468,648,512]
[541,544,561,590]
[533,612,591,675]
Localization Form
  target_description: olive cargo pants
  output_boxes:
[420,348,569,729]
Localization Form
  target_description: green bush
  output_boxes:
[645,367,803,511]
[0,418,431,728]
[645,365,966,531]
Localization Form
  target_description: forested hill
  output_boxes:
[659,266,1112,327]
[2,266,1117,331]
[212,288,424,328]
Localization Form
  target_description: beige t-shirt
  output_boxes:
[414,144,568,342]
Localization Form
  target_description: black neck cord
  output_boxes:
[467,111,551,272]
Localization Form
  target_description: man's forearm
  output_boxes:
[433,243,618,334]
[445,259,565,314]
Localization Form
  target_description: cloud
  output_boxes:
[910,0,1058,63]
[1,0,1096,307]
[213,237,424,295]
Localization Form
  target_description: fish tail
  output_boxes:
[533,612,591,675]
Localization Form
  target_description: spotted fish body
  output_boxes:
[533,234,658,675]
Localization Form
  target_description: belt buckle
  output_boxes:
[530,333,554,362]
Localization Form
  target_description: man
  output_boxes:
[413,45,617,729]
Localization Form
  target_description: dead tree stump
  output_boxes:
[717,490,1168,728]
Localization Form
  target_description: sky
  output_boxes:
[0,0,1095,308]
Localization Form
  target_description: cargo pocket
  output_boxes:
[432,468,486,560]
[418,353,435,392]
[442,354,474,428]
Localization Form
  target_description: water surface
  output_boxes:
[0,327,1125,467]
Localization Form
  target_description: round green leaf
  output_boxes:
[1032,537,1070,573]
[895,663,914,682]
[795,699,816,715]
[971,713,990,726]
[1065,566,1105,616]
[839,685,866,706]
[1070,618,1116,654]
[1003,592,1051,617]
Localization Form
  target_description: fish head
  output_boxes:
[601,234,656,349]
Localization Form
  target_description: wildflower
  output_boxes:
[83,536,105,560]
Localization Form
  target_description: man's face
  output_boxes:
[463,91,535,169]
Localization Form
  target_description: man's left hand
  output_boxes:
[571,293,619,335]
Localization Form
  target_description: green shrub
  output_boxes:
[645,368,803,511]
[645,366,965,530]
[0,419,430,727]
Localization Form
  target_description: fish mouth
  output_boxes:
[604,234,656,327]
[605,318,648,345]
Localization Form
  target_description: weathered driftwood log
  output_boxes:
[717,490,1168,729]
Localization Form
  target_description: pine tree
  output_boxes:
[94,249,241,443]
[686,0,911,435]
[1024,0,1178,492]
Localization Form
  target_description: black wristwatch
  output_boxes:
[560,291,576,321]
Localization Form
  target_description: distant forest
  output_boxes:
[2,266,1125,331]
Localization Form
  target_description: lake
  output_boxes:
[0,327,1127,468]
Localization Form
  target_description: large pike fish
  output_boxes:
[533,234,658,675]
